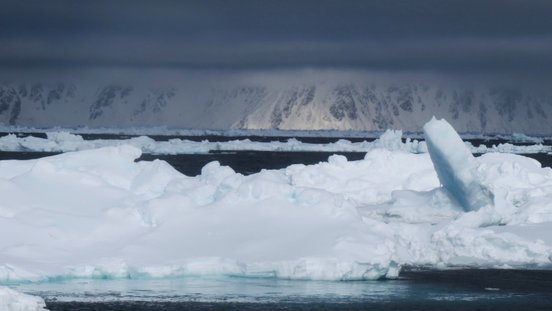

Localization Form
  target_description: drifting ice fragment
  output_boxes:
[423,117,493,211]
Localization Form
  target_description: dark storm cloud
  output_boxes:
[1,0,552,74]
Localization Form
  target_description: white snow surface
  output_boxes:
[0,120,552,283]
[0,286,48,311]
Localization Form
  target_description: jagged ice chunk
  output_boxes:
[0,286,48,311]
[423,117,493,211]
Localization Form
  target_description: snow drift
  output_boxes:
[0,118,551,285]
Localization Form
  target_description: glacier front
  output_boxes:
[0,119,551,285]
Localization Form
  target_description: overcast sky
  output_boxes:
[1,0,552,76]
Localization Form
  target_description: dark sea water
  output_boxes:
[2,134,552,310]
[24,269,552,310]
[0,131,376,143]
[1,132,551,176]
[0,150,550,177]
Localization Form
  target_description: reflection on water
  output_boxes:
[9,269,552,305]
[12,277,411,303]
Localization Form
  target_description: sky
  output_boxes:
[1,0,552,76]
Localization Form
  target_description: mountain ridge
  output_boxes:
[1,78,551,134]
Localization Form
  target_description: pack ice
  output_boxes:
[0,117,551,288]
[1,128,551,155]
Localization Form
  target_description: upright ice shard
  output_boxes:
[0,286,48,311]
[423,117,493,211]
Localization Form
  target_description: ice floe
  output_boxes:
[0,118,551,283]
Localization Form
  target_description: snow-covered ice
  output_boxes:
[0,118,551,284]
[0,286,48,311]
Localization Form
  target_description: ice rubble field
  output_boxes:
[1,118,552,310]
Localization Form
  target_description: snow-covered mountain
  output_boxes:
[1,71,551,134]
